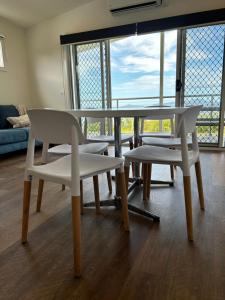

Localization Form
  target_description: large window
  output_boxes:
[69,24,225,147]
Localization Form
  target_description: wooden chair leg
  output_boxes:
[62,184,65,191]
[80,180,84,214]
[93,175,101,214]
[183,176,194,241]
[124,165,130,192]
[36,179,44,212]
[71,196,81,277]
[22,180,32,243]
[117,171,129,231]
[147,163,152,199]
[142,163,148,201]
[195,161,205,210]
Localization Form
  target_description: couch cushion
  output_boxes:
[0,141,28,155]
[0,105,19,129]
[0,128,28,145]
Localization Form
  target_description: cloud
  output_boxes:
[112,74,176,98]
[120,55,160,73]
[111,33,160,58]
[111,30,178,74]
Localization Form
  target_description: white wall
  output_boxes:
[0,16,31,106]
[26,0,225,109]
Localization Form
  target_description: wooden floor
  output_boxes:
[0,150,225,300]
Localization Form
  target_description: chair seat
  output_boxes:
[142,136,192,147]
[139,132,174,138]
[27,153,123,186]
[48,142,109,155]
[123,145,198,166]
[86,134,133,144]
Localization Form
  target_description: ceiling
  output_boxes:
[0,0,94,28]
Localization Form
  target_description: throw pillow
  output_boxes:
[16,104,27,116]
[7,114,30,128]
[0,105,20,129]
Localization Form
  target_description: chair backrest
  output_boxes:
[26,109,84,196]
[140,114,175,134]
[84,117,106,138]
[28,109,84,145]
[142,114,175,121]
[176,106,202,135]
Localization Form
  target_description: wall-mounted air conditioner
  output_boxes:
[108,0,165,14]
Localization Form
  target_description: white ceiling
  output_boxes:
[0,0,94,28]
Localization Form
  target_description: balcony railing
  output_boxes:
[83,94,224,145]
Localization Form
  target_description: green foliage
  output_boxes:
[86,118,222,139]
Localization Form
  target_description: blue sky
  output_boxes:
[110,30,177,104]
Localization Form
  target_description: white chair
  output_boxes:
[36,142,113,214]
[139,114,176,182]
[141,114,193,183]
[123,106,205,241]
[21,109,129,277]
[139,113,175,142]
[84,117,134,150]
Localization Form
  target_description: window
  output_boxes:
[0,36,6,70]
[69,24,225,146]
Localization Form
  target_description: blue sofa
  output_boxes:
[0,105,41,155]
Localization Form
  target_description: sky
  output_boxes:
[110,30,177,106]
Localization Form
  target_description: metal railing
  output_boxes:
[83,94,224,144]
[111,96,175,108]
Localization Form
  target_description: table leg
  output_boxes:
[84,115,160,222]
[114,117,122,158]
[133,116,140,177]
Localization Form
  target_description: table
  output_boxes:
[70,107,188,221]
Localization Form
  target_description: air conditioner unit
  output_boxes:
[108,0,165,14]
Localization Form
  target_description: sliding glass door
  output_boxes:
[180,24,225,146]
[72,41,112,136]
[69,23,225,147]
[74,41,108,110]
